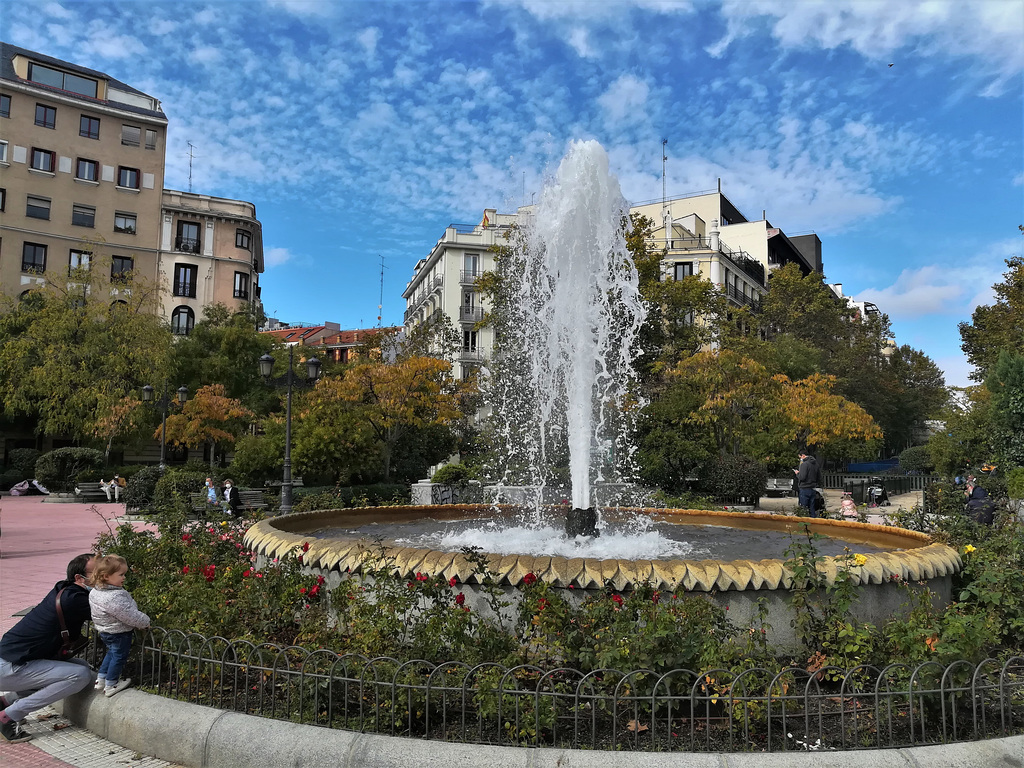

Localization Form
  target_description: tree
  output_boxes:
[880,345,948,451]
[927,388,994,475]
[986,350,1024,466]
[295,356,467,483]
[160,384,255,467]
[960,256,1024,382]
[0,251,170,441]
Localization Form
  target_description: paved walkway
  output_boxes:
[0,495,175,767]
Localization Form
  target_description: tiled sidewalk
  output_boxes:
[0,496,170,766]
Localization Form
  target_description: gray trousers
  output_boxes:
[0,656,92,721]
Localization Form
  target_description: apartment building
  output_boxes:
[261,322,399,364]
[0,43,263,329]
[402,208,517,380]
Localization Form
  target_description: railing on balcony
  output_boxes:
[725,282,761,310]
[233,289,249,300]
[460,349,484,362]
[459,306,485,323]
[175,236,200,254]
[730,253,766,286]
[173,281,196,298]
[460,270,480,285]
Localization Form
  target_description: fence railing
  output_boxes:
[127,629,1023,753]
[821,473,940,493]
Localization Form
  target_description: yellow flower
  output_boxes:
[221,521,228,526]
[853,553,868,566]
[964,544,976,554]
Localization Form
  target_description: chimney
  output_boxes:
[709,219,720,252]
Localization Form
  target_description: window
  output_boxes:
[0,141,7,163]
[114,212,137,234]
[27,63,98,98]
[171,306,195,335]
[22,243,47,273]
[34,104,56,129]
[144,129,157,150]
[79,115,100,139]
[233,272,249,299]
[30,148,55,172]
[111,255,134,281]
[175,221,200,253]
[121,125,141,147]
[173,264,197,297]
[674,262,694,281]
[71,204,95,228]
[463,330,478,352]
[75,158,98,181]
[117,166,139,188]
[235,229,251,250]
[69,249,91,272]
[26,196,50,220]
[0,94,9,118]
[0,188,5,211]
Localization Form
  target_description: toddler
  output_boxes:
[840,492,858,519]
[88,555,150,697]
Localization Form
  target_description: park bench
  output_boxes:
[75,482,112,502]
[189,489,269,516]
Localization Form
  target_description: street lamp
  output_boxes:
[259,346,321,514]
[142,382,188,470]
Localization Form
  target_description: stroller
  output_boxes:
[867,477,890,507]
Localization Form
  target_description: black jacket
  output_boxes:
[0,580,90,664]
[796,456,819,489]
[225,485,241,512]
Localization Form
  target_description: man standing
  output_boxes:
[0,554,95,743]
[794,450,821,518]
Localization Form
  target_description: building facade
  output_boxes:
[0,43,263,328]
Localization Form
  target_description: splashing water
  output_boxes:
[493,140,647,513]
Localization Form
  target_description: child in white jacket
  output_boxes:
[88,555,150,697]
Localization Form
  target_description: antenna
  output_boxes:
[522,171,526,206]
[377,254,387,327]
[662,139,667,205]
[187,141,198,193]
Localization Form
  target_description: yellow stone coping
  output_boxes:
[243,505,962,592]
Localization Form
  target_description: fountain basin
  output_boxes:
[244,505,962,650]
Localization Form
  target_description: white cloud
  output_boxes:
[264,247,295,268]
[357,27,381,58]
[42,2,74,20]
[263,0,336,17]
[1013,172,1024,187]
[597,74,650,125]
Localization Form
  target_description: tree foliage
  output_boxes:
[960,256,1024,382]
[160,384,255,466]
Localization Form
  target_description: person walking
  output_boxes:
[0,553,95,743]
[794,449,821,518]
[89,554,150,697]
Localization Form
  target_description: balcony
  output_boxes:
[460,349,484,362]
[459,270,481,285]
[725,282,761,310]
[175,236,200,254]
[173,281,196,298]
[459,306,485,323]
[233,289,249,300]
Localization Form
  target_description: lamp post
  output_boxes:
[259,346,321,514]
[142,382,188,470]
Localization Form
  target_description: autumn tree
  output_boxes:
[160,384,255,467]
[0,252,170,442]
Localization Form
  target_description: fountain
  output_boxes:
[245,141,961,647]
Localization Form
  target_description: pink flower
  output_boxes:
[455,593,466,606]
[522,572,537,586]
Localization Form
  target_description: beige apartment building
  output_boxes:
[0,43,262,329]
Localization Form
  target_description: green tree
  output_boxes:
[0,252,170,441]
[960,256,1024,382]
[986,350,1024,466]
[927,388,994,475]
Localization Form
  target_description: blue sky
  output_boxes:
[6,0,1022,386]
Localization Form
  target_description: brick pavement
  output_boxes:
[0,495,172,766]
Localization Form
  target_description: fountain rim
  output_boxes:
[243,504,963,592]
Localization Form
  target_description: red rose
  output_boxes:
[449,576,457,587]
[611,594,623,606]
[310,585,320,596]
[299,587,307,595]
[522,572,537,586]
[455,593,465,606]
[652,592,660,604]
[302,541,310,552]
[242,569,251,578]
[182,566,189,574]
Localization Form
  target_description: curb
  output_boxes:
[58,687,1024,768]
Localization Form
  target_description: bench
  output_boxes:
[189,489,269,515]
[76,482,118,502]
[764,477,796,497]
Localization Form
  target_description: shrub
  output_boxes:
[899,445,935,473]
[7,448,41,478]
[697,454,767,503]
[76,467,106,482]
[431,464,472,485]
[123,466,164,511]
[35,448,104,493]
[0,469,25,491]
[229,433,283,487]
[154,470,211,508]
[1007,467,1024,500]
[293,484,410,512]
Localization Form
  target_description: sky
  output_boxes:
[5,0,1022,387]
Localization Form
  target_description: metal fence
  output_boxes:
[125,628,1023,753]
[821,473,940,494]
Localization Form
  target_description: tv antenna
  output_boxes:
[377,254,387,327]
[187,141,198,193]
[662,139,667,205]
